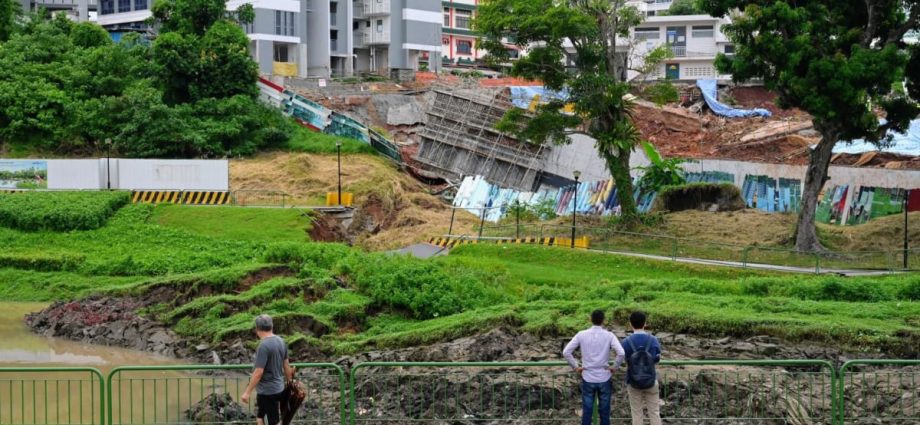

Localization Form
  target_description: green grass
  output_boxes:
[151,204,312,243]
[0,191,130,231]
[285,126,376,154]
[3,191,918,356]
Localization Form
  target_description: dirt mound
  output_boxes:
[230,152,479,250]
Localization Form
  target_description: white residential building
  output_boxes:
[623,0,734,81]
[93,0,440,79]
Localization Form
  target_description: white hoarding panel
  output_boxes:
[47,159,103,189]
[116,159,229,191]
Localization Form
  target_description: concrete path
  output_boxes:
[586,248,897,276]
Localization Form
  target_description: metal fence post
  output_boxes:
[671,238,678,261]
[815,253,821,274]
[742,247,750,268]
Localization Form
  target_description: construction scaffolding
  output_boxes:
[415,90,547,191]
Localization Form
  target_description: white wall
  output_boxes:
[47,159,103,189]
[116,159,229,191]
[32,159,229,190]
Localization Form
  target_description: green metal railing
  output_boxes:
[5,361,920,424]
[838,360,920,423]
[107,363,345,425]
[350,360,837,424]
[0,367,105,425]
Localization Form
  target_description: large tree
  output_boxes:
[700,0,920,252]
[477,0,645,219]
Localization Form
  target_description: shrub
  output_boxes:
[0,191,131,231]
[652,183,745,213]
[644,81,680,106]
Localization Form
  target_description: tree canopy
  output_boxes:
[662,0,706,16]
[477,0,646,219]
[700,0,920,251]
[0,2,289,158]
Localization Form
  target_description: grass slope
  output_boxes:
[151,204,311,243]
[3,192,918,356]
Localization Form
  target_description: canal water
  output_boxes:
[0,302,253,425]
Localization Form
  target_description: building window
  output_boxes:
[330,2,337,25]
[724,44,735,55]
[692,25,714,38]
[134,0,146,10]
[243,22,253,33]
[274,44,289,62]
[118,0,130,12]
[100,0,114,14]
[646,10,656,16]
[443,7,450,27]
[376,19,383,33]
[275,11,295,36]
[635,27,660,40]
[455,10,471,30]
[331,30,338,50]
[507,48,519,59]
[457,40,472,54]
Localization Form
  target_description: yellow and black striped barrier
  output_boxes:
[131,191,231,205]
[428,236,590,249]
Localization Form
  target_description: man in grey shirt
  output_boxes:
[241,314,294,425]
[563,309,626,425]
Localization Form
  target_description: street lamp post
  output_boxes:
[905,190,910,270]
[105,138,112,190]
[336,142,342,206]
[571,171,581,249]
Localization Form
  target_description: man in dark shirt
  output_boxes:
[241,314,294,425]
[621,311,662,425]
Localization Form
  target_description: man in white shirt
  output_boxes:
[563,309,626,425]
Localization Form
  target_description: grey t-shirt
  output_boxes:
[254,335,288,395]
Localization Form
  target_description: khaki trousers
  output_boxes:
[626,382,661,425]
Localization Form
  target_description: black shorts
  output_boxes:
[256,390,285,425]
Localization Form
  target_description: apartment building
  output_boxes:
[352,0,442,77]
[441,0,481,66]
[19,0,96,21]
[624,0,734,81]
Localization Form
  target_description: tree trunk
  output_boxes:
[793,130,838,252]
[606,148,639,219]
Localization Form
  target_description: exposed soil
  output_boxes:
[229,152,480,250]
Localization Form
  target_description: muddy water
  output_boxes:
[0,302,253,425]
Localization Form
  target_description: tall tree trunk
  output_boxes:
[794,130,838,252]
[606,148,638,219]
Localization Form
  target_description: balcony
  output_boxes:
[354,30,366,48]
[363,0,389,16]
[364,30,390,45]
[353,0,364,18]
[667,45,718,58]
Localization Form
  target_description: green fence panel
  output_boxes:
[0,367,105,425]
[107,363,345,425]
[349,360,836,425]
[839,360,920,424]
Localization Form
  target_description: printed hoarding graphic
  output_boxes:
[0,160,47,189]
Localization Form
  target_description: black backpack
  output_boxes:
[625,335,657,389]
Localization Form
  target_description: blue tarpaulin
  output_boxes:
[696,79,772,118]
[833,119,920,156]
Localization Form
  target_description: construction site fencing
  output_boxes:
[0,367,105,425]
[473,223,915,272]
[350,360,837,424]
[106,364,345,425]
[838,360,920,424]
